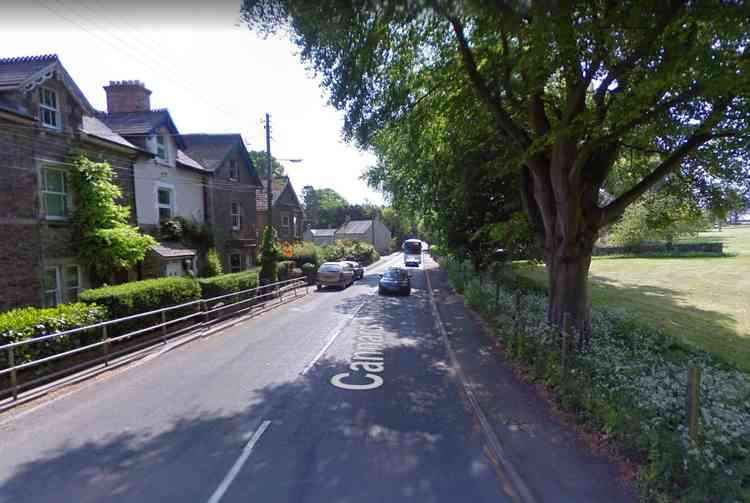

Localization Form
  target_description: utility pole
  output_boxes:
[265,113,272,230]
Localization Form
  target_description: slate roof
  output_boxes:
[181,134,240,172]
[150,241,196,258]
[80,116,139,151]
[309,229,336,237]
[0,54,94,113]
[99,108,187,149]
[337,220,374,235]
[175,149,207,172]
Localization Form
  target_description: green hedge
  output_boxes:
[320,240,380,266]
[0,303,107,368]
[197,269,259,298]
[79,277,201,334]
[290,242,320,267]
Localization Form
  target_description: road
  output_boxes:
[0,253,513,503]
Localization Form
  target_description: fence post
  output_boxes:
[161,310,168,344]
[8,347,17,401]
[687,366,701,443]
[102,325,110,367]
[561,313,571,379]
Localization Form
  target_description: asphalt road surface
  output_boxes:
[0,253,513,503]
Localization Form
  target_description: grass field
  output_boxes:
[516,225,750,372]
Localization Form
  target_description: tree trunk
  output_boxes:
[546,234,596,339]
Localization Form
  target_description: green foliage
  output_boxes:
[0,303,107,368]
[608,193,711,246]
[248,150,285,177]
[69,153,156,285]
[320,239,379,266]
[316,188,348,210]
[197,269,259,298]
[440,255,750,502]
[203,248,223,277]
[160,216,214,248]
[79,277,201,321]
[259,226,282,282]
[276,260,296,280]
[289,241,320,267]
[301,262,316,274]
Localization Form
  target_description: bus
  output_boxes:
[402,239,423,267]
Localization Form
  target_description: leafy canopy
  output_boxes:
[69,153,155,284]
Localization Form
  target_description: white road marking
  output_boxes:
[206,419,272,503]
[300,301,366,376]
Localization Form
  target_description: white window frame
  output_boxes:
[39,87,60,130]
[281,214,290,227]
[155,134,167,161]
[43,267,61,307]
[157,187,173,220]
[231,201,241,230]
[228,160,238,181]
[41,166,70,220]
[229,253,242,273]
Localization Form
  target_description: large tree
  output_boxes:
[248,150,286,178]
[243,1,750,334]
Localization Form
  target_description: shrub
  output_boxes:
[0,303,107,368]
[301,262,317,274]
[197,269,259,299]
[79,277,201,323]
[290,241,320,267]
[203,248,223,277]
[440,255,750,502]
[259,226,282,282]
[276,260,296,280]
[320,240,380,266]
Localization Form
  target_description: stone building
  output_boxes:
[256,176,304,243]
[0,55,146,310]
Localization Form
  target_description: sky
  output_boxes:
[0,0,384,205]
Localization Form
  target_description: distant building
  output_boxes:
[336,218,391,254]
[256,176,304,242]
[303,228,336,246]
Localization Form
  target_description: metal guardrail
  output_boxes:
[0,276,309,401]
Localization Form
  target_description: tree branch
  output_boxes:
[447,15,530,150]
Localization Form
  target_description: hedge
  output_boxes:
[289,242,320,267]
[197,269,260,299]
[320,240,380,266]
[0,303,107,368]
[79,277,201,334]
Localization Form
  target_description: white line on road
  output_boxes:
[300,301,366,376]
[206,419,272,503]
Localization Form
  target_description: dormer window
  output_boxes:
[39,88,59,129]
[229,160,238,180]
[156,134,167,161]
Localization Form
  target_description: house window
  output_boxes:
[39,88,59,129]
[43,267,61,307]
[231,202,241,230]
[64,265,81,302]
[41,166,69,218]
[281,215,290,227]
[156,134,167,161]
[229,254,242,273]
[157,188,173,220]
[228,160,238,180]
[44,264,82,306]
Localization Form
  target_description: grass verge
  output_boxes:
[441,256,750,503]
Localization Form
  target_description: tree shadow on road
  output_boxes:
[0,271,505,503]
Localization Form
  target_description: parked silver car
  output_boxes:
[341,260,364,280]
[316,262,355,290]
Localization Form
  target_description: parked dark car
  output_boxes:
[378,267,411,296]
[341,260,364,279]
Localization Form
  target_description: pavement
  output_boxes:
[0,252,635,503]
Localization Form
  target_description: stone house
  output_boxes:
[182,134,263,273]
[256,176,304,243]
[98,81,210,278]
[0,55,147,310]
[335,218,392,254]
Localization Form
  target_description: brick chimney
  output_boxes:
[104,80,151,113]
